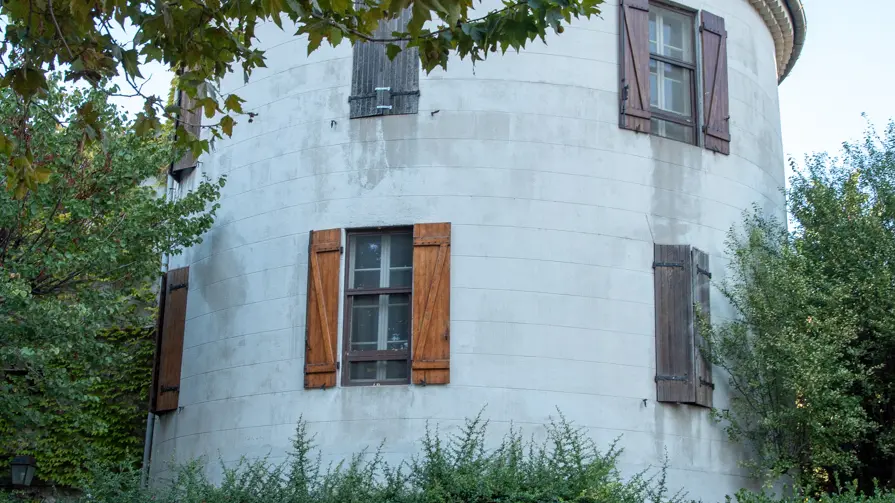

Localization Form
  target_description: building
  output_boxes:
[148,0,807,499]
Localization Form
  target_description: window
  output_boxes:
[343,229,413,385]
[648,4,696,144]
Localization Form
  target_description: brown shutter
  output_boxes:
[171,90,201,178]
[701,11,730,155]
[349,9,419,118]
[304,229,342,389]
[153,266,189,413]
[411,223,451,385]
[653,245,695,403]
[692,248,713,407]
[149,272,167,412]
[618,0,651,133]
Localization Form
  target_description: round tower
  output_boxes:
[150,0,807,500]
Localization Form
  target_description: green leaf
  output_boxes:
[224,94,245,114]
[220,115,235,137]
[386,43,402,60]
[6,68,49,100]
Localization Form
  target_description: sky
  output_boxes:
[778,0,895,165]
[110,0,888,170]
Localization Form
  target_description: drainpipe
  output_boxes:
[141,172,176,486]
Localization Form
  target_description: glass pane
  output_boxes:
[651,118,694,144]
[350,295,380,349]
[351,235,382,289]
[350,362,378,381]
[386,294,410,350]
[660,62,691,116]
[353,270,380,290]
[649,13,657,53]
[389,233,413,268]
[389,268,412,288]
[652,5,693,63]
[385,360,409,380]
[649,59,658,107]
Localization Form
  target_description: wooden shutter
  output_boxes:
[149,272,167,413]
[411,223,451,385]
[692,248,713,407]
[701,11,730,155]
[304,229,342,389]
[653,245,694,403]
[171,89,202,178]
[153,266,189,413]
[349,9,420,118]
[618,0,651,133]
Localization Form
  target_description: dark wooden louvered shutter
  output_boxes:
[149,272,167,412]
[692,248,713,407]
[304,229,342,389]
[171,89,202,178]
[701,11,730,155]
[153,266,189,413]
[411,223,451,385]
[653,245,694,403]
[618,0,651,133]
[349,9,419,118]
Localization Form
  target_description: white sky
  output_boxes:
[111,0,886,169]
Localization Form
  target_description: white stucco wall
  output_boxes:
[150,0,789,500]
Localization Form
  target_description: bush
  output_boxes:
[27,413,687,503]
[732,485,895,503]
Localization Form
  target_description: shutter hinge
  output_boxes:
[696,266,712,279]
[655,374,688,382]
[160,385,180,393]
[336,361,340,370]
[168,282,188,292]
[652,262,684,269]
[699,377,715,390]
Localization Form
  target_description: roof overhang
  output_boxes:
[749,0,806,83]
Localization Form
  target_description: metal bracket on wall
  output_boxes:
[699,377,715,389]
[160,385,180,393]
[168,282,188,292]
[652,262,684,269]
[696,266,712,278]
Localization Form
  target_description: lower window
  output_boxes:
[343,228,413,385]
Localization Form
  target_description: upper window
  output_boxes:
[343,229,413,385]
[648,4,696,144]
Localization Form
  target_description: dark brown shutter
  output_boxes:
[618,0,651,133]
[692,248,713,407]
[349,9,419,118]
[304,229,342,389]
[411,223,451,385]
[701,11,730,155]
[653,245,694,403]
[153,266,189,413]
[171,90,202,177]
[149,272,167,412]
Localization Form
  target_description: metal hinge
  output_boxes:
[653,262,684,269]
[699,377,715,390]
[160,385,180,393]
[696,266,712,279]
[168,282,188,292]
[655,374,688,382]
[336,361,340,370]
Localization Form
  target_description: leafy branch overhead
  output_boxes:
[0,0,603,195]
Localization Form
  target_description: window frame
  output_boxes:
[341,226,414,387]
[648,1,699,145]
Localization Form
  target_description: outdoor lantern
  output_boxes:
[10,455,36,486]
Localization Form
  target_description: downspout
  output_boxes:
[141,172,176,486]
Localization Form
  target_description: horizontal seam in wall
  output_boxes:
[181,356,297,381]
[185,292,300,322]
[207,194,733,238]
[216,163,776,216]
[184,325,304,351]
[190,263,297,292]
[222,57,352,95]
[452,351,653,370]
[453,286,653,307]
[154,414,729,448]
[190,232,309,270]
[212,130,784,206]
[451,318,650,338]
[451,254,652,276]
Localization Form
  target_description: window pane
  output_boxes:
[385,360,409,380]
[660,63,691,116]
[651,118,694,144]
[390,233,413,268]
[386,294,411,350]
[649,59,658,107]
[389,268,412,288]
[350,295,379,349]
[651,5,693,63]
[351,234,382,289]
[649,14,657,53]
[350,362,378,381]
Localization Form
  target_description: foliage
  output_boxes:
[705,121,895,490]
[0,0,604,195]
[0,327,154,486]
[732,485,895,503]
[4,414,687,503]
[0,81,223,484]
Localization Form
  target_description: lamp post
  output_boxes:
[10,455,36,487]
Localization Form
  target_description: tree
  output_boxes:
[0,0,604,196]
[706,121,895,491]
[0,80,224,483]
